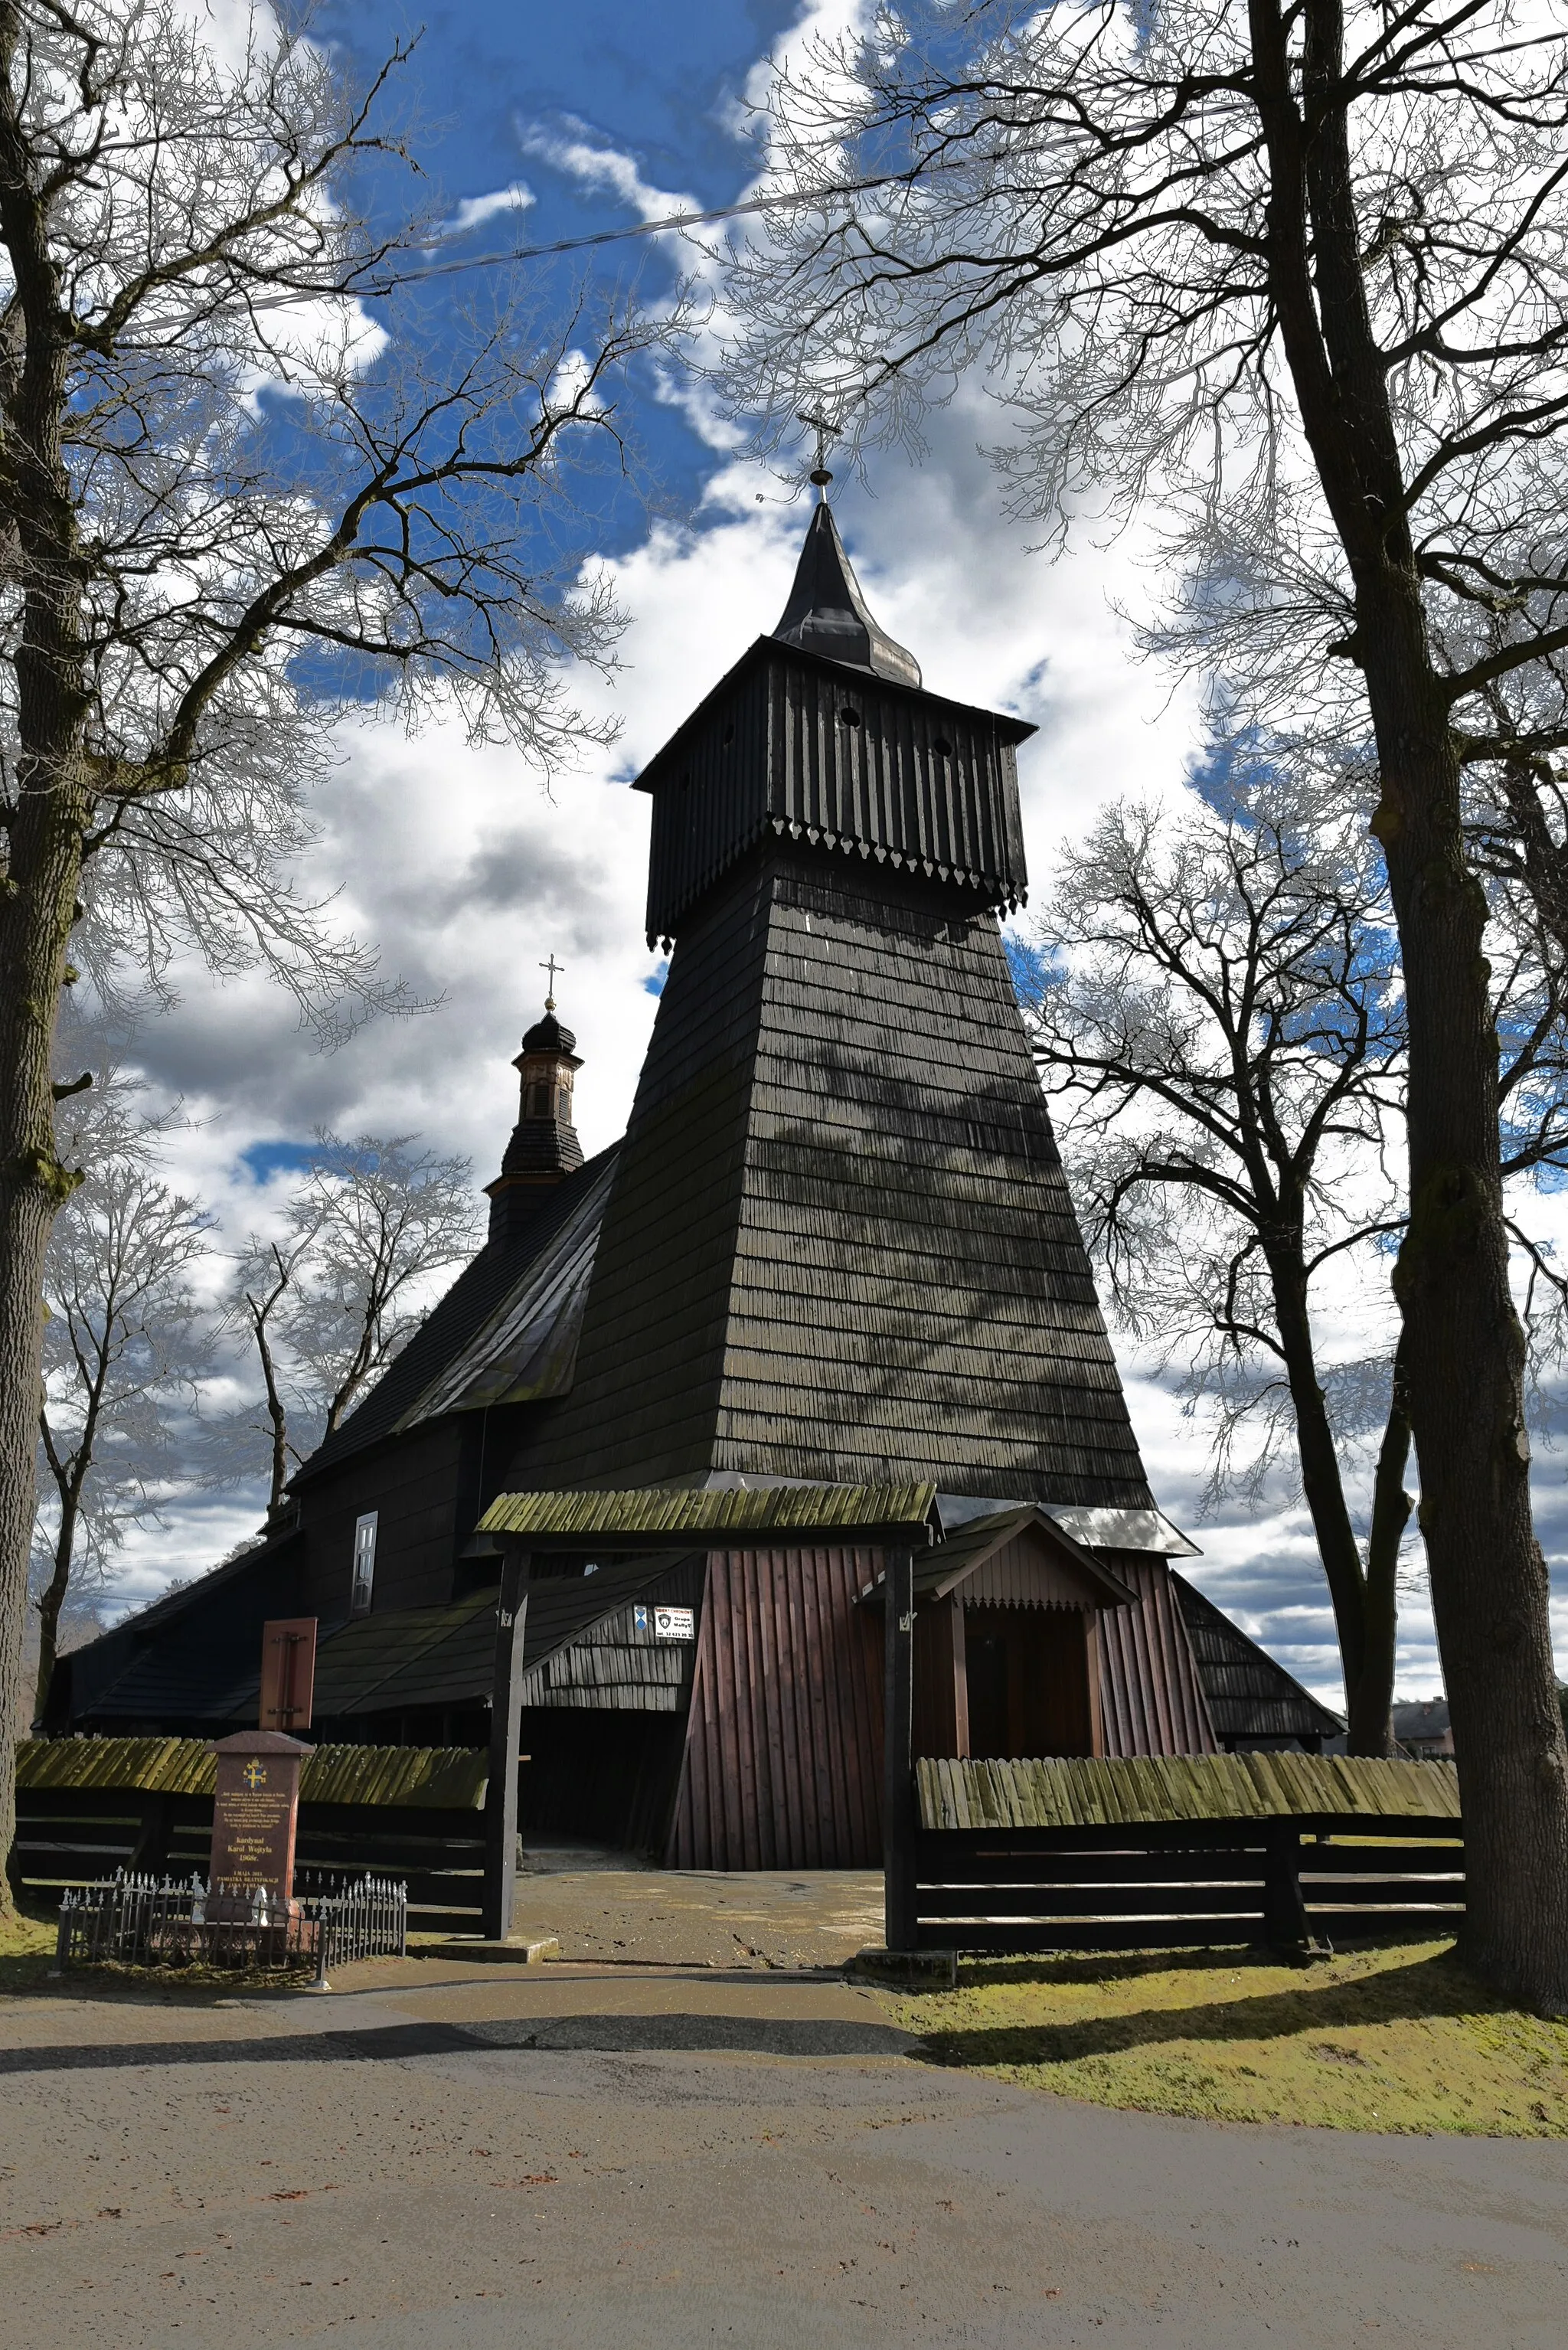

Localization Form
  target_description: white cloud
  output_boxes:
[442,182,536,237]
[518,117,681,222]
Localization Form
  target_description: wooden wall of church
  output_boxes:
[298,1416,479,1620]
[913,1596,966,1759]
[1096,1553,1217,1755]
[668,1544,884,1869]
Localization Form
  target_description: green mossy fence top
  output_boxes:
[479,1481,937,1547]
[15,1737,487,1809]
[916,1752,1462,1834]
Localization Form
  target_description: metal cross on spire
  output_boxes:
[540,953,564,1009]
[799,410,836,501]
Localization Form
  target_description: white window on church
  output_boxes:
[351,1512,378,1615]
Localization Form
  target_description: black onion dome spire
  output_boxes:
[772,501,922,690]
[520,1008,577,1057]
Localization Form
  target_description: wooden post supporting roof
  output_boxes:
[482,1548,530,1941]
[883,1543,916,1953]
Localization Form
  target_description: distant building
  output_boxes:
[1392,1698,1453,1758]
[54,499,1334,1861]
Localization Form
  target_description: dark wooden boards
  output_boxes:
[911,1818,1467,1954]
[668,1544,884,1870]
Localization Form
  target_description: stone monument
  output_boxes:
[208,1729,309,1903]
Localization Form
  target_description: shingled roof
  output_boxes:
[517,846,1155,1504]
[1172,1572,1344,1748]
[294,1143,618,1483]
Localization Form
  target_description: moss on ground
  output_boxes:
[0,1901,336,1999]
[0,1904,59,1995]
[880,1938,1568,2136]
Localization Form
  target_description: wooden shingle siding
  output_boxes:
[1172,1571,1344,1746]
[639,642,1030,942]
[521,845,1153,1504]
[1096,1554,1217,1756]
[670,1545,884,1869]
[518,1554,708,1714]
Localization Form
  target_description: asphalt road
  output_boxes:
[2,1959,1564,2348]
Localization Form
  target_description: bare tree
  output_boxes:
[723,0,1568,2008]
[0,4,668,1902]
[1030,780,1568,1755]
[226,1218,325,1518]
[223,1132,482,1511]
[34,1102,213,1721]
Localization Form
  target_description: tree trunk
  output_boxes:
[1353,1337,1411,1760]
[1251,0,1568,2010]
[1366,581,1568,2013]
[32,1485,78,1724]
[0,2,98,1911]
[1265,1244,1396,1754]
[250,1308,290,1515]
[0,779,86,1910]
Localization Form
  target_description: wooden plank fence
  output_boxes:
[13,1740,489,1937]
[909,1754,1465,1956]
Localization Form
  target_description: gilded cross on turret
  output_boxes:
[540,953,564,1010]
[799,410,836,501]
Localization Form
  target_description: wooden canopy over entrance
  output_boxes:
[473,1482,936,1941]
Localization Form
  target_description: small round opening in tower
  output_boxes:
[838,706,861,727]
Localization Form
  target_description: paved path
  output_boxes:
[510,1859,885,1968]
[2,1955,1564,2347]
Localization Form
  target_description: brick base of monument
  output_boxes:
[198,1887,319,1966]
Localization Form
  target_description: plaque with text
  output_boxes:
[209,1731,309,1898]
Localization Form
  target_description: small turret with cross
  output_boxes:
[484,953,586,1237]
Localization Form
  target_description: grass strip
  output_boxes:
[877,1937,1568,2136]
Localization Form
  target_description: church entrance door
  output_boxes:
[962,1605,1094,1759]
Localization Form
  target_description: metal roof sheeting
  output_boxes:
[1041,1505,1201,1557]
[480,1481,936,1545]
[401,1154,616,1423]
[916,1750,1462,1832]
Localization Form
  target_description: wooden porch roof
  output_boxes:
[479,1481,937,1552]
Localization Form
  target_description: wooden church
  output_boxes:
[52,498,1338,1865]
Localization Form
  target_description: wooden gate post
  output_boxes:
[482,1548,530,1942]
[883,1543,917,1953]
[1262,1819,1311,1952]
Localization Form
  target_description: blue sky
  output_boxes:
[311,0,795,518]
[95,0,1568,1710]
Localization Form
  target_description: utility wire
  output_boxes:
[384,165,947,289]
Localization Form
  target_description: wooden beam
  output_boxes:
[950,1593,969,1760]
[1084,1612,1105,1759]
[482,1548,530,1941]
[883,1544,916,1953]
